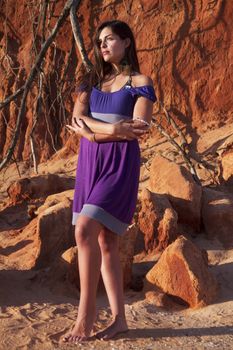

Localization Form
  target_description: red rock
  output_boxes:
[35,191,75,268]
[7,174,75,205]
[138,188,178,252]
[202,188,233,248]
[146,235,218,308]
[0,190,75,269]
[221,149,233,184]
[0,218,39,270]
[61,246,80,289]
[119,224,138,288]
[149,156,202,232]
[145,289,182,309]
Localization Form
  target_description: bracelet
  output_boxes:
[134,117,151,127]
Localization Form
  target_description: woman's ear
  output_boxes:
[125,38,131,48]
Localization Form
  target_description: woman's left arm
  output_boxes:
[132,75,154,125]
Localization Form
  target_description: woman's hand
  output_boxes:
[66,118,94,141]
[112,119,149,140]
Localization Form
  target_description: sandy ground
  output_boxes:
[0,233,233,350]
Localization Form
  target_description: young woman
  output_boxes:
[63,20,156,343]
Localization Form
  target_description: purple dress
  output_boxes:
[72,82,156,235]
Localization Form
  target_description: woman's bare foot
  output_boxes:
[62,314,95,343]
[95,315,128,340]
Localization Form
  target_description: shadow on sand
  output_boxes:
[125,325,233,340]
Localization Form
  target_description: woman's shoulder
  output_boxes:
[129,72,157,102]
[131,72,153,87]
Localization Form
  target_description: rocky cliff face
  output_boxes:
[0,0,232,163]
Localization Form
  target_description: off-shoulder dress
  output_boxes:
[72,78,157,235]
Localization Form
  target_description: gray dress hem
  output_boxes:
[72,204,129,235]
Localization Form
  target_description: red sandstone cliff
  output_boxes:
[0,0,232,164]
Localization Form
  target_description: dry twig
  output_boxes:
[151,116,200,183]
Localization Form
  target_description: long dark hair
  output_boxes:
[77,20,140,94]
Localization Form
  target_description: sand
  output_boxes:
[0,232,233,350]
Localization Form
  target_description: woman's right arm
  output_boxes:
[72,91,147,140]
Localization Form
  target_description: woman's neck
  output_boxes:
[111,63,121,75]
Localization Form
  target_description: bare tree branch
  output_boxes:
[160,102,188,150]
[151,116,201,184]
[41,0,49,43]
[70,0,93,72]
[0,86,25,110]
[30,72,44,174]
[12,153,21,178]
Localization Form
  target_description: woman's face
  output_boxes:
[98,27,130,64]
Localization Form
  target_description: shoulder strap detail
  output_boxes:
[124,74,132,89]
[127,74,132,86]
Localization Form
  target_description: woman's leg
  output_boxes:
[63,216,103,343]
[96,228,128,340]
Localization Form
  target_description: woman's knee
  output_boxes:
[75,223,88,246]
[75,216,102,246]
[98,228,118,254]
